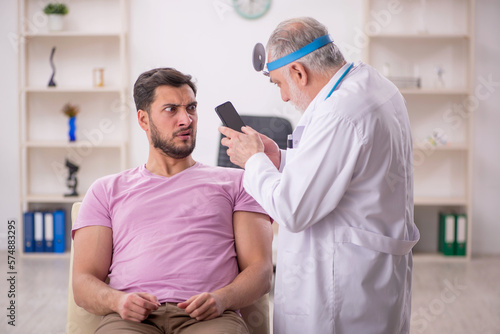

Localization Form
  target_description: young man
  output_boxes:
[72,68,273,334]
[220,17,420,334]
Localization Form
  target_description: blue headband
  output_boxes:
[266,34,334,72]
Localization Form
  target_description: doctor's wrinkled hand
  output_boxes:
[219,126,267,169]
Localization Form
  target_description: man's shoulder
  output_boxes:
[90,166,142,189]
[195,163,244,180]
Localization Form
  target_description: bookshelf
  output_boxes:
[364,0,474,260]
[18,0,129,255]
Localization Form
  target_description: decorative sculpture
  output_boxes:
[48,46,57,87]
[93,68,105,87]
[62,103,80,142]
[434,65,445,89]
[64,159,79,197]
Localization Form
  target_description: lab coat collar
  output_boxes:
[303,61,361,116]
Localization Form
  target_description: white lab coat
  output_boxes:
[243,62,420,334]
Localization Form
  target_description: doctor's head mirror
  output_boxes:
[252,35,335,78]
[252,43,269,77]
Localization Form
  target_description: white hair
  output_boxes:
[266,17,345,75]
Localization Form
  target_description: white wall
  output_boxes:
[0,0,20,248]
[471,0,500,254]
[0,0,499,255]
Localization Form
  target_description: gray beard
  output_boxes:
[288,81,310,112]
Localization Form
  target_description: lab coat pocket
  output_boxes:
[278,249,314,316]
[333,241,410,334]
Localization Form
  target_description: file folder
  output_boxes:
[44,212,54,252]
[455,214,467,256]
[439,213,455,256]
[23,212,35,253]
[53,210,66,253]
[34,211,44,252]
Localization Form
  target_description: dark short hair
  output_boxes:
[133,68,197,113]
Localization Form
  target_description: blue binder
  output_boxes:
[34,211,45,252]
[53,210,66,253]
[23,212,35,253]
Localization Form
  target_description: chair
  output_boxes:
[66,202,270,334]
[218,115,293,168]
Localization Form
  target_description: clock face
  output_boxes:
[233,0,271,19]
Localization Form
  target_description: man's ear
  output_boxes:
[289,62,308,87]
[138,109,149,131]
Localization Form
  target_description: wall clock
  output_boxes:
[233,0,271,19]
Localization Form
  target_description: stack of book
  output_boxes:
[23,210,66,253]
[438,213,467,256]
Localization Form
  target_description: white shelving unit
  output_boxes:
[18,0,129,255]
[364,0,474,260]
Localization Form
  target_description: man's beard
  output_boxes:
[150,118,196,159]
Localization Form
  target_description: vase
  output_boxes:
[68,117,76,142]
[47,14,64,31]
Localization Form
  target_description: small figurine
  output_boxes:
[93,68,105,87]
[433,129,448,146]
[427,129,447,147]
[62,103,80,142]
[64,159,79,197]
[434,65,445,89]
[48,46,56,87]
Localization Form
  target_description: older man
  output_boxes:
[220,17,420,334]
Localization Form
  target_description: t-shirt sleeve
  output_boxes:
[71,178,112,239]
[233,172,270,219]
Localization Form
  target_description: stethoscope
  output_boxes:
[284,63,353,149]
[325,62,354,100]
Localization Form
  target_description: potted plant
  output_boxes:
[43,3,69,31]
[62,103,80,141]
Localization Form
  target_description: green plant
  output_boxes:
[43,3,69,15]
[62,103,80,118]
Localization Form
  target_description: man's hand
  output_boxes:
[115,292,160,322]
[177,292,225,321]
[219,126,265,168]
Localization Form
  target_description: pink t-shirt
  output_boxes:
[72,162,268,303]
